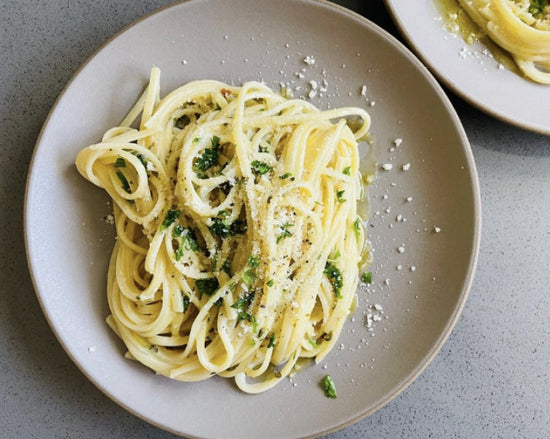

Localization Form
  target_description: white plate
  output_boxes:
[25,0,480,437]
[385,0,550,135]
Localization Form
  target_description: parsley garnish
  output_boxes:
[182,294,190,313]
[247,255,260,268]
[276,223,294,244]
[336,190,346,203]
[529,0,547,16]
[268,333,276,348]
[243,269,257,287]
[195,278,219,296]
[132,151,148,169]
[193,136,221,172]
[279,172,292,180]
[343,166,351,176]
[161,209,181,230]
[209,217,247,238]
[116,171,131,193]
[361,271,372,284]
[308,338,318,348]
[237,311,257,332]
[114,158,126,167]
[266,279,274,287]
[320,375,337,399]
[324,262,343,299]
[251,160,273,175]
[231,290,255,311]
[221,260,232,276]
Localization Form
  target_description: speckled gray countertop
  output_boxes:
[2,0,549,438]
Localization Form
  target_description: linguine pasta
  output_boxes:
[75,67,371,393]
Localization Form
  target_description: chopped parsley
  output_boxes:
[132,151,148,168]
[266,279,274,287]
[161,209,181,230]
[247,255,260,268]
[173,224,199,252]
[243,269,257,287]
[308,338,318,348]
[251,160,273,175]
[361,271,372,284]
[231,290,255,311]
[182,294,190,313]
[193,137,201,143]
[209,217,247,238]
[114,157,126,167]
[195,278,219,296]
[324,262,343,299]
[336,190,346,203]
[268,333,276,348]
[279,172,292,180]
[276,223,294,244]
[342,166,351,176]
[116,171,131,193]
[193,136,221,172]
[529,0,547,16]
[320,375,337,399]
[221,260,232,276]
[237,311,257,332]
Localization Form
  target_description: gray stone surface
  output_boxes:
[1,0,548,438]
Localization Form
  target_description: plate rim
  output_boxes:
[383,0,550,136]
[24,0,482,437]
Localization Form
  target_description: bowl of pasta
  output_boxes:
[385,0,550,134]
[25,0,481,437]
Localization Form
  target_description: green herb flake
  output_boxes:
[342,166,351,176]
[320,375,337,399]
[529,0,547,16]
[209,217,247,239]
[308,338,318,348]
[193,137,201,143]
[361,271,372,284]
[132,152,148,169]
[161,209,181,230]
[247,255,260,268]
[251,160,273,176]
[221,260,232,276]
[195,278,219,296]
[175,246,183,261]
[172,224,185,238]
[116,171,131,193]
[182,295,190,313]
[276,223,294,244]
[243,269,257,287]
[336,190,346,203]
[268,333,276,348]
[193,136,221,172]
[266,279,274,287]
[114,158,126,168]
[324,262,343,299]
[279,172,292,180]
